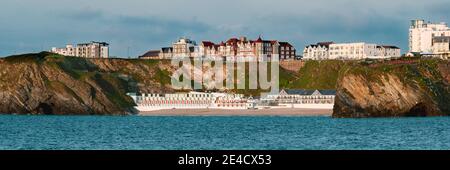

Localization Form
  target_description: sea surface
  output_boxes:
[1,115,450,150]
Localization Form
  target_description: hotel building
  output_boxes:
[265,89,336,109]
[431,36,450,59]
[409,19,450,54]
[303,42,401,60]
[302,42,333,60]
[128,92,254,111]
[144,36,296,61]
[51,41,109,58]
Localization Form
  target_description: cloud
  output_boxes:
[0,7,216,57]
[425,1,450,20]
[0,0,448,57]
[104,15,214,56]
[60,8,105,21]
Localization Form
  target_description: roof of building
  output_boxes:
[306,42,334,48]
[377,45,400,49]
[317,90,337,95]
[226,38,239,44]
[282,89,336,96]
[202,41,216,47]
[175,37,196,45]
[140,50,160,57]
[77,41,109,46]
[318,42,334,46]
[255,36,263,43]
[279,42,293,47]
[161,47,173,53]
[284,89,315,95]
[225,36,279,45]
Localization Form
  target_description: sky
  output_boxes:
[0,0,449,57]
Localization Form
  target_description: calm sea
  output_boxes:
[0,115,449,150]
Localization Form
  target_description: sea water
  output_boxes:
[0,115,449,150]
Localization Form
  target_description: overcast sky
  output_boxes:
[0,0,449,57]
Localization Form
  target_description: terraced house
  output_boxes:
[303,42,401,60]
[268,89,336,104]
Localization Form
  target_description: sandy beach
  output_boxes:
[139,108,333,116]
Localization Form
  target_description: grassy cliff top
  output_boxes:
[3,52,446,96]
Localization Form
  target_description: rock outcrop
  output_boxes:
[333,59,449,118]
[0,52,174,115]
[1,52,448,117]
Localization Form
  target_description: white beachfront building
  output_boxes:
[128,92,254,111]
[303,42,401,60]
[265,89,336,109]
[409,19,450,54]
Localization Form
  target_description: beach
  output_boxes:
[139,108,333,116]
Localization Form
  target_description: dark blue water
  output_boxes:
[0,115,449,150]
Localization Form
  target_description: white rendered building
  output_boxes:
[303,42,401,60]
[265,89,336,109]
[51,41,109,58]
[431,36,450,59]
[303,42,333,60]
[409,19,450,54]
[329,43,378,60]
[172,37,197,58]
[375,45,402,59]
[128,92,253,111]
[51,45,76,56]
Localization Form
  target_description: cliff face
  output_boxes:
[0,52,174,115]
[0,52,303,115]
[2,52,448,117]
[333,59,450,118]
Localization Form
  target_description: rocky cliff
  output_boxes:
[333,59,450,118]
[0,52,174,115]
[2,52,448,117]
[0,52,302,115]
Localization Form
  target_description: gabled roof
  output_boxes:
[140,50,160,57]
[226,38,239,44]
[202,41,215,47]
[306,42,334,48]
[284,89,316,95]
[161,47,173,53]
[318,90,336,95]
[318,42,334,47]
[255,36,263,43]
[279,42,293,47]
[281,89,336,96]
